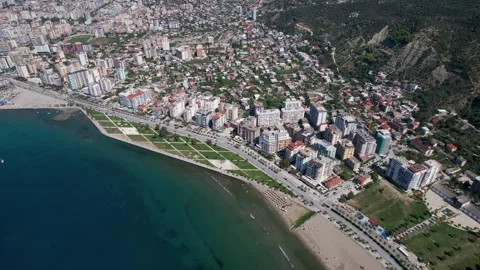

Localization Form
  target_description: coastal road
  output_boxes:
[6,78,403,269]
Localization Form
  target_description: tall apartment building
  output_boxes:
[38,68,62,86]
[353,129,377,159]
[195,109,212,127]
[169,100,185,118]
[376,129,392,155]
[259,125,291,154]
[238,117,261,143]
[118,88,152,111]
[313,139,336,159]
[16,65,29,78]
[256,109,280,127]
[212,113,226,130]
[88,83,102,97]
[294,147,316,173]
[305,156,335,182]
[386,158,441,190]
[309,103,328,131]
[281,98,304,124]
[176,45,191,61]
[335,114,357,138]
[67,68,90,90]
[223,103,239,121]
[324,124,343,145]
[336,139,355,160]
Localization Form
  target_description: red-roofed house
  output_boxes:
[446,143,458,152]
[323,177,342,190]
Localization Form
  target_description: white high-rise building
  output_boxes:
[169,100,185,118]
[256,109,281,127]
[119,88,152,111]
[88,83,102,97]
[99,78,113,93]
[0,56,14,70]
[135,53,144,66]
[224,103,239,121]
[281,98,304,124]
[309,103,328,131]
[17,65,30,78]
[161,37,170,51]
[78,52,88,66]
[335,114,357,138]
[176,45,191,61]
[386,158,433,190]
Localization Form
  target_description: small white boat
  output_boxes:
[1,159,4,164]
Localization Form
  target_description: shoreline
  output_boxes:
[80,108,384,270]
[1,106,385,270]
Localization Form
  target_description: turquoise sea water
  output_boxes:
[0,109,321,270]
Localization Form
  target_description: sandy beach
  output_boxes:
[294,215,384,270]
[0,87,67,109]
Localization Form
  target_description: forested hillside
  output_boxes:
[261,0,480,125]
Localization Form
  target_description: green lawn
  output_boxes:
[153,142,175,150]
[113,121,132,128]
[219,152,242,161]
[108,116,124,122]
[348,181,430,233]
[165,150,183,157]
[243,170,272,182]
[98,121,116,127]
[68,35,92,44]
[103,127,122,134]
[127,135,148,142]
[403,223,480,269]
[209,144,226,151]
[196,159,213,167]
[92,114,109,121]
[232,160,258,170]
[294,211,316,228]
[201,152,226,160]
[170,143,195,151]
[190,143,213,151]
[179,150,203,159]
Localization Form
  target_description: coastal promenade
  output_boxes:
[4,77,403,270]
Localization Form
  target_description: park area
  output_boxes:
[85,109,294,196]
[348,180,430,233]
[403,223,480,269]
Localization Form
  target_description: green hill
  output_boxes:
[261,0,480,126]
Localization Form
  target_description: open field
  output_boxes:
[68,35,92,44]
[403,223,480,269]
[201,151,226,160]
[190,143,213,151]
[97,121,117,127]
[169,143,194,151]
[127,135,148,142]
[348,180,430,233]
[231,160,258,170]
[103,127,122,134]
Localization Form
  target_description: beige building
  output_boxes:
[336,139,355,160]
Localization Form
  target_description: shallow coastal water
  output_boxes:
[0,109,322,270]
